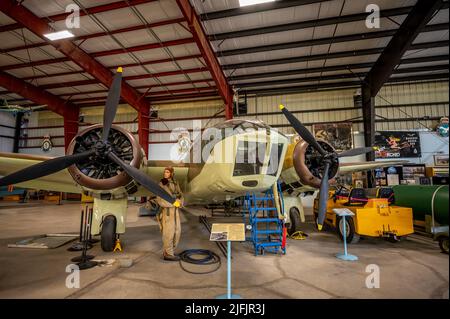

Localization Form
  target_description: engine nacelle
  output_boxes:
[66,124,146,199]
[282,139,339,189]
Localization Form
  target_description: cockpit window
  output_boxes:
[233,141,266,176]
[267,143,284,176]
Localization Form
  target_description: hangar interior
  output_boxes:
[0,0,448,299]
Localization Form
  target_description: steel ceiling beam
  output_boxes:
[239,73,449,95]
[74,92,220,107]
[0,38,195,72]
[364,0,445,95]
[1,53,202,73]
[176,0,233,119]
[150,91,219,102]
[230,61,449,82]
[210,6,410,41]
[38,67,210,90]
[217,23,448,57]
[0,0,157,33]
[69,87,217,103]
[0,71,69,116]
[57,79,214,97]
[222,40,449,70]
[22,66,207,82]
[209,3,449,40]
[0,0,149,112]
[1,17,186,54]
[200,0,329,21]
[362,0,443,162]
[0,70,79,148]
[234,66,448,88]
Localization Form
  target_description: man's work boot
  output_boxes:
[163,253,180,261]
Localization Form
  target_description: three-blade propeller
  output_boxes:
[0,68,180,208]
[279,105,375,231]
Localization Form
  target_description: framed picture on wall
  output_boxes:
[313,122,353,152]
[434,155,449,167]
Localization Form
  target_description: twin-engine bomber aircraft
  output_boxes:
[0,68,406,251]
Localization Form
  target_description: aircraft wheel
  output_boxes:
[439,236,449,254]
[101,215,117,252]
[287,207,301,236]
[337,216,360,244]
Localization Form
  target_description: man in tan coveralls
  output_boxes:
[156,167,184,261]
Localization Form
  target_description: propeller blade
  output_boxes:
[316,161,331,231]
[102,67,123,142]
[338,146,376,158]
[107,152,180,207]
[279,105,327,156]
[0,150,95,187]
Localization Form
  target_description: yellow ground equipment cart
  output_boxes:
[313,187,414,243]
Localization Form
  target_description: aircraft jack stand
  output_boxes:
[113,239,123,252]
[216,241,242,299]
[72,204,98,270]
[334,209,358,261]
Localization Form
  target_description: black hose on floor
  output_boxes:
[178,249,221,274]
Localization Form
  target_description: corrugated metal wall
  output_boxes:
[238,87,358,134]
[0,112,15,153]
[17,80,449,158]
[237,81,449,134]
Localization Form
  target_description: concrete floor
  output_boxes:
[0,200,448,299]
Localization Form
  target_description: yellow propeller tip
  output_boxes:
[279,104,285,110]
[173,200,181,208]
[317,224,323,231]
[117,67,123,73]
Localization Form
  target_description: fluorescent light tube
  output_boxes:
[43,30,75,41]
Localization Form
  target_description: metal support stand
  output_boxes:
[334,209,358,261]
[216,241,241,299]
[71,205,97,269]
[68,207,93,251]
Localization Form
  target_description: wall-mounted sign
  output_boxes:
[313,122,353,152]
[41,135,53,152]
[375,131,421,158]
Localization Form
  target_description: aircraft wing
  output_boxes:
[338,160,410,174]
[0,152,81,193]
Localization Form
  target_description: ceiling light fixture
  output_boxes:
[43,30,75,41]
[239,0,276,7]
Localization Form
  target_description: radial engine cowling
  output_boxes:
[66,124,145,198]
[292,139,340,188]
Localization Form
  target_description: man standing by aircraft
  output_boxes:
[156,167,184,261]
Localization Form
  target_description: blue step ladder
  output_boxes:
[244,182,286,256]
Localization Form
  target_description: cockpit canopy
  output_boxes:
[210,119,273,131]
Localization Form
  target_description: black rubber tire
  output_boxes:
[337,216,360,244]
[101,215,117,252]
[439,236,449,254]
[287,207,301,236]
[387,236,402,243]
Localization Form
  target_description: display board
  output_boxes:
[375,131,421,158]
[313,122,353,152]
[210,223,245,242]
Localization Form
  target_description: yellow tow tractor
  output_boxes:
[313,186,414,243]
